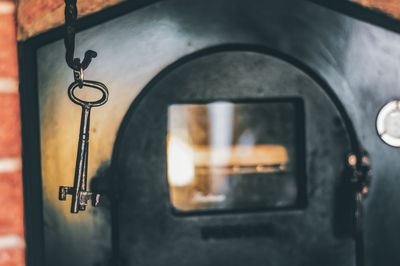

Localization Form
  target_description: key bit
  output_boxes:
[59,186,73,201]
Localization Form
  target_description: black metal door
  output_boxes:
[112,48,361,266]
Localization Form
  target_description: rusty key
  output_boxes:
[59,79,109,213]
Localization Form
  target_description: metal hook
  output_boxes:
[64,0,97,71]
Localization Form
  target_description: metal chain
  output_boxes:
[64,0,97,71]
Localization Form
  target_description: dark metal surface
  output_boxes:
[59,80,108,213]
[19,0,400,265]
[108,0,400,265]
[113,46,361,266]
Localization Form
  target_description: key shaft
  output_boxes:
[70,106,91,213]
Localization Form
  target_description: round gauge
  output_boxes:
[376,100,400,147]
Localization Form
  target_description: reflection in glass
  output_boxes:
[167,101,302,212]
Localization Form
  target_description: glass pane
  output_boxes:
[167,100,303,213]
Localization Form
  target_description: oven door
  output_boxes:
[112,48,359,266]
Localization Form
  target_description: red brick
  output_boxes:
[352,0,400,19]
[0,170,23,237]
[19,0,62,25]
[0,248,25,266]
[0,93,20,158]
[0,10,18,79]
[17,0,126,40]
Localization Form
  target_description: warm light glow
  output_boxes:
[167,102,299,212]
[194,145,288,170]
[167,136,195,186]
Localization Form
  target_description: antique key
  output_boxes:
[59,77,109,213]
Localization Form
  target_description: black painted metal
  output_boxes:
[113,45,361,266]
[64,0,98,71]
[18,41,45,266]
[18,0,400,265]
[109,0,400,265]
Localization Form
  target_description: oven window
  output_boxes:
[167,100,304,213]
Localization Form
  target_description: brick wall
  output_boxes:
[0,1,25,266]
[14,1,400,40]
[352,0,400,19]
[17,0,125,40]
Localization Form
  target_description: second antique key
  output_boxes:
[59,79,109,213]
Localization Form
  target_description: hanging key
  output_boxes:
[59,77,109,213]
